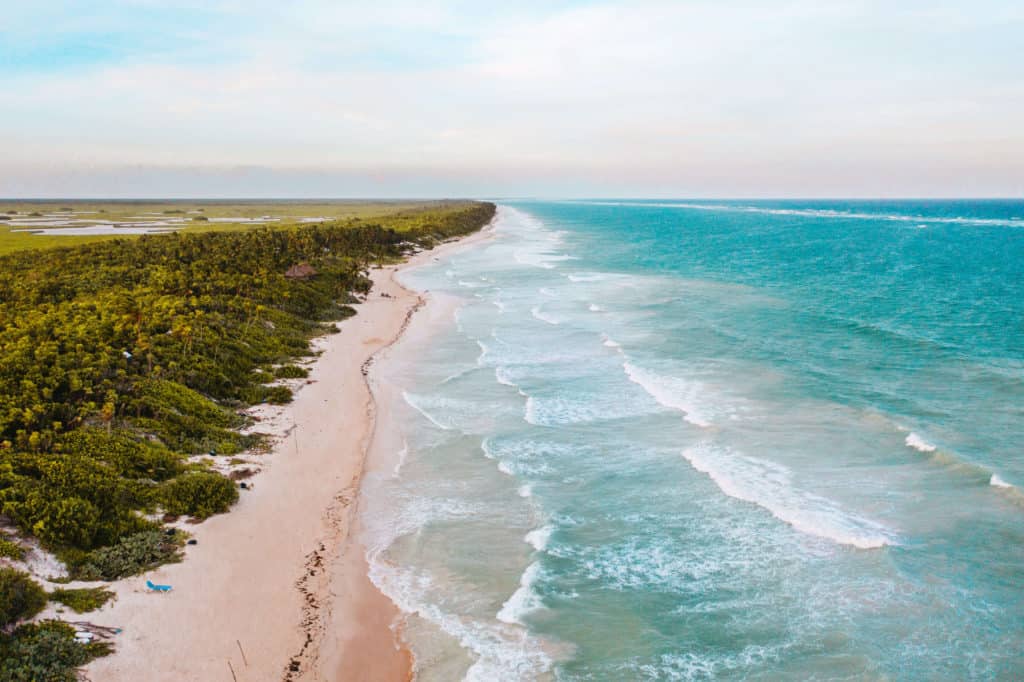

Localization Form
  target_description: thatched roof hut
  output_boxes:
[284,263,318,280]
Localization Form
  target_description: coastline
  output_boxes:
[316,218,497,681]
[82,221,494,681]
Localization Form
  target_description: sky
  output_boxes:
[1,0,1022,198]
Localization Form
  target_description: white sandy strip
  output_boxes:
[82,224,494,682]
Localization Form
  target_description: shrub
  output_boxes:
[0,568,47,627]
[74,531,182,581]
[241,384,293,405]
[132,380,252,455]
[60,429,183,482]
[1,449,158,550]
[0,621,112,682]
[0,537,25,561]
[273,364,309,379]
[160,472,238,519]
[47,587,115,614]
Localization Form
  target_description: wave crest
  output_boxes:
[682,442,895,549]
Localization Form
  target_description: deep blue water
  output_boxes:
[363,200,1024,680]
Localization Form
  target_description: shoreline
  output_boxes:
[320,216,498,680]
[82,221,494,681]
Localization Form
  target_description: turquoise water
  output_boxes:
[361,201,1024,680]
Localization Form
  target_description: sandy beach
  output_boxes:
[82,224,493,682]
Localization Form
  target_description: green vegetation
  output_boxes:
[0,536,25,560]
[47,587,115,614]
[0,571,113,679]
[74,530,183,581]
[0,567,47,626]
[0,201,494,574]
[0,621,112,682]
[0,200,486,255]
[160,473,238,519]
[273,364,310,379]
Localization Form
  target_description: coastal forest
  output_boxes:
[0,201,494,679]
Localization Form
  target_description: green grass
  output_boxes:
[0,200,480,255]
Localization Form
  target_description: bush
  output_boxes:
[0,621,112,682]
[0,537,25,561]
[273,364,309,379]
[74,531,182,581]
[160,472,238,519]
[240,384,293,405]
[47,587,115,614]
[0,568,47,627]
[1,450,157,550]
[60,429,183,482]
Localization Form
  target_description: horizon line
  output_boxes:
[2,196,1023,202]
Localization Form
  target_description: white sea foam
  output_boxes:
[601,334,621,349]
[538,287,558,297]
[524,391,653,427]
[483,438,573,475]
[495,367,514,386]
[530,306,561,325]
[475,339,490,366]
[524,391,610,421]
[525,524,555,551]
[517,483,533,498]
[990,474,1013,489]
[392,440,409,478]
[681,442,894,549]
[497,561,545,625]
[637,646,781,679]
[588,303,604,312]
[514,248,577,270]
[366,560,555,681]
[572,200,1024,228]
[567,272,608,282]
[494,366,523,389]
[402,391,492,431]
[403,391,456,430]
[904,432,937,453]
[385,496,486,543]
[624,362,713,427]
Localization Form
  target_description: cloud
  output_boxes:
[1,0,1021,196]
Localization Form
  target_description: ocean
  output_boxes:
[360,200,1024,680]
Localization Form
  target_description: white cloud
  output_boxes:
[1,0,1022,196]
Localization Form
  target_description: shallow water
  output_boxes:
[362,201,1024,680]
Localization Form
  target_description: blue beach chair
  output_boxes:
[146,579,173,593]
